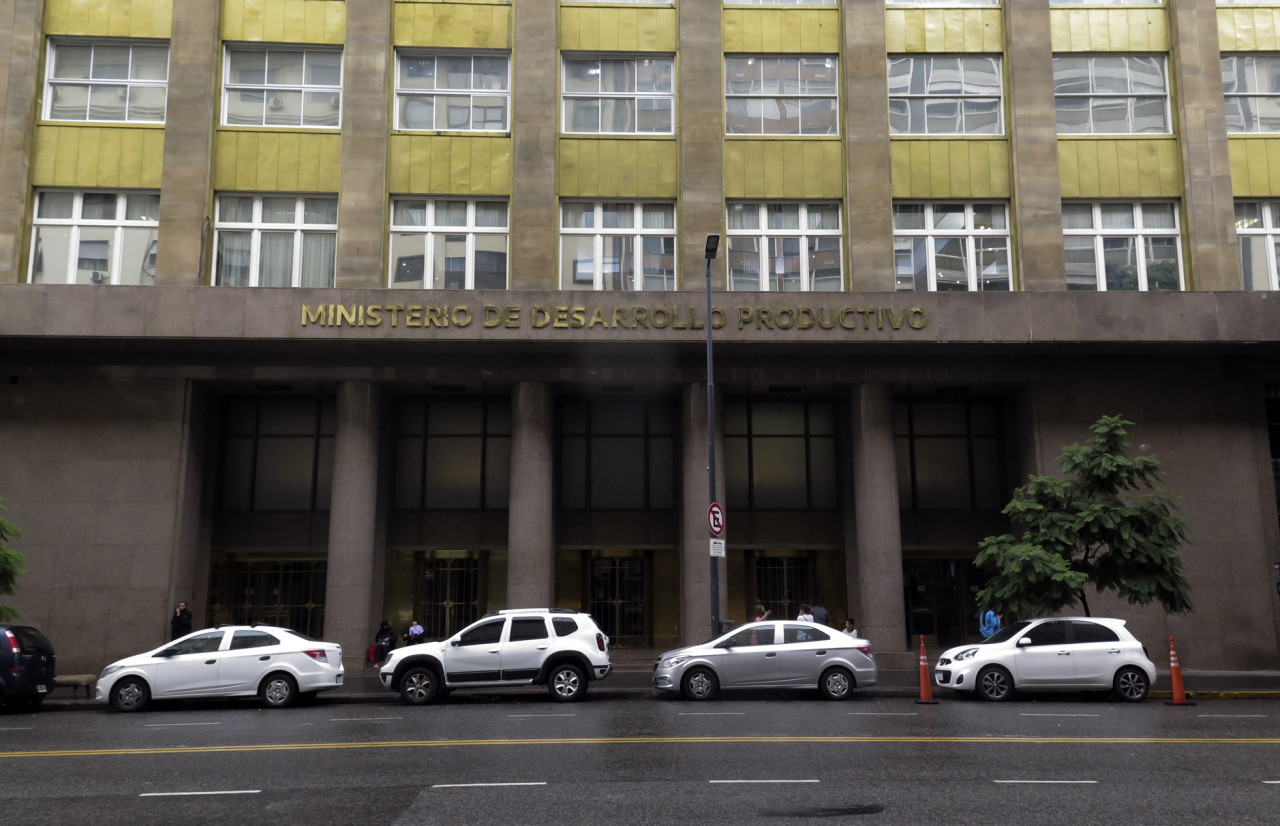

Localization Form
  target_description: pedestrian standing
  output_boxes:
[171,601,193,640]
[811,600,831,627]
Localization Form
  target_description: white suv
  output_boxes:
[379,609,612,705]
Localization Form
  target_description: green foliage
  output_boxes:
[0,499,25,623]
[975,415,1193,619]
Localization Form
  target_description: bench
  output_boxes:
[58,674,97,700]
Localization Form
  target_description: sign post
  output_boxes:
[704,235,722,638]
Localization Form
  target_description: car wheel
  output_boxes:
[110,677,151,712]
[547,664,587,702]
[399,666,439,706]
[3,695,42,712]
[1113,666,1150,703]
[260,673,298,709]
[975,666,1014,702]
[819,667,854,700]
[681,667,719,701]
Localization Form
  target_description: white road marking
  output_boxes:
[328,717,403,722]
[143,722,221,728]
[1198,714,1267,718]
[1019,714,1101,718]
[508,714,575,718]
[432,783,547,789]
[995,780,1098,785]
[1264,781,1280,785]
[679,712,746,716]
[848,712,918,716]
[140,790,261,797]
[0,727,34,731]
[710,780,820,784]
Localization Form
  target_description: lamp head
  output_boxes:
[704,234,720,261]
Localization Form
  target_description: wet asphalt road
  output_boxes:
[5,692,1280,824]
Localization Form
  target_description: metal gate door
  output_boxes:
[753,556,811,623]
[415,555,480,639]
[588,556,647,648]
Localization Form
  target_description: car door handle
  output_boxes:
[259,656,270,661]
[537,646,549,650]
[204,660,217,665]
[765,653,776,658]
[1108,649,1121,654]
[1057,651,1071,656]
[815,651,827,656]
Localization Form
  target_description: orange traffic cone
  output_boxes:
[1165,636,1195,706]
[915,635,938,705]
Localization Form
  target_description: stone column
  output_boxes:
[680,381,727,645]
[0,0,46,284]
[324,381,382,669]
[844,0,894,291]
[510,0,558,290]
[335,0,392,288]
[1006,0,1066,291]
[851,383,908,664]
[508,382,555,607]
[679,0,724,290]
[1170,0,1239,291]
[154,0,220,286]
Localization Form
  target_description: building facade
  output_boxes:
[2,0,1280,673]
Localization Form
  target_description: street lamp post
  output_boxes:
[704,234,721,639]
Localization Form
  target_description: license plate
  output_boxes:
[934,671,943,682]
[36,684,48,693]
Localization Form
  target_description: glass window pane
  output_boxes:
[424,437,482,508]
[54,45,92,79]
[259,232,294,287]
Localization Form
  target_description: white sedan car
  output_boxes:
[97,625,343,712]
[934,617,1156,702]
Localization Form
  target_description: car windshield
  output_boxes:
[981,620,1032,645]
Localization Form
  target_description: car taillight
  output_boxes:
[596,633,606,652]
[856,645,873,657]
[303,649,328,662]
[4,630,18,655]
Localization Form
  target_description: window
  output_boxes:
[888,1,997,5]
[223,45,342,128]
[220,398,335,512]
[1051,0,1162,4]
[1222,55,1280,134]
[394,398,511,511]
[559,399,677,511]
[553,618,580,637]
[725,55,838,135]
[395,52,509,132]
[893,202,1011,292]
[1062,201,1182,291]
[784,624,829,643]
[1023,621,1069,646]
[733,0,836,5]
[169,632,226,655]
[725,401,837,510]
[29,190,160,285]
[888,56,1003,136]
[1070,621,1120,644]
[560,202,676,290]
[390,199,508,289]
[509,618,550,642]
[895,398,1008,511]
[458,619,504,646]
[1053,55,1169,134]
[1234,201,1280,290]
[726,202,842,291]
[562,56,674,134]
[214,194,337,287]
[229,630,281,650]
[45,40,169,123]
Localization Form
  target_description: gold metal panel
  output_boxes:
[721,9,839,53]
[1218,9,1280,52]
[558,138,677,199]
[1058,139,1181,198]
[1225,139,1280,198]
[212,131,342,191]
[1050,9,1169,52]
[387,135,512,194]
[560,6,675,52]
[888,140,1010,198]
[30,125,164,188]
[722,139,841,199]
[392,1,510,48]
[45,0,172,37]
[883,9,1002,53]
[221,0,346,44]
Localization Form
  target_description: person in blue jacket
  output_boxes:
[979,609,1002,638]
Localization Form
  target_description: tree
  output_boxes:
[0,498,25,622]
[975,415,1193,619]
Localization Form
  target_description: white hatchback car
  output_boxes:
[97,625,344,712]
[934,617,1156,702]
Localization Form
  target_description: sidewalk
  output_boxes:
[36,650,1280,710]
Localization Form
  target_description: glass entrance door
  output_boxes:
[587,554,648,648]
[903,558,979,649]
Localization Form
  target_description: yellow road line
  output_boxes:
[3,735,1280,759]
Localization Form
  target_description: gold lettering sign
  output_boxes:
[300,304,928,332]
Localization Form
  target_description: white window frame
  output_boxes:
[887,1,998,6]
[1051,0,1163,5]
[1061,201,1183,292]
[730,1,836,5]
[1053,55,1170,135]
[394,51,511,133]
[222,45,343,129]
[726,201,843,292]
[887,55,1004,136]
[1222,54,1280,134]
[213,194,338,288]
[561,55,675,135]
[1234,200,1280,290]
[892,202,1012,292]
[389,198,510,290]
[28,190,160,285]
[559,202,677,291]
[43,39,170,124]
[725,55,839,136]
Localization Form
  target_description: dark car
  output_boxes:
[0,625,56,711]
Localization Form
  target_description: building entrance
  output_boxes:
[414,552,485,639]
[587,552,649,648]
[903,557,980,649]
[208,554,327,638]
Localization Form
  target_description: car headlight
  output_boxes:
[100,664,124,679]
[952,648,980,661]
[659,655,691,669]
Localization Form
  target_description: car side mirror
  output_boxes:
[156,648,178,658]
[1016,638,1032,647]
[716,641,733,650]
[450,640,460,647]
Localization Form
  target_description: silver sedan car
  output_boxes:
[653,620,877,701]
